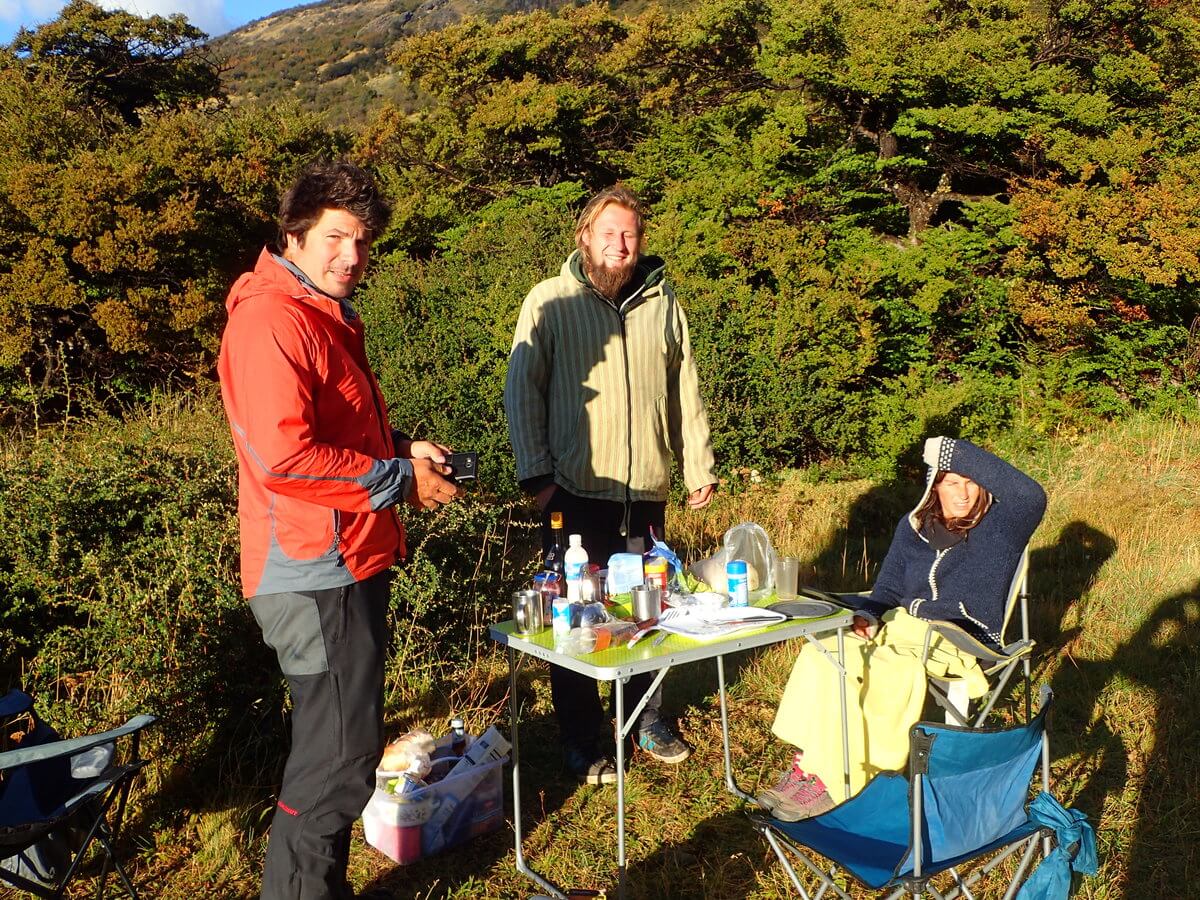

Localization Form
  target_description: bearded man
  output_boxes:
[504,185,718,783]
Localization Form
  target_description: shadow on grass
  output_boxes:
[1048,577,1200,897]
[619,808,777,899]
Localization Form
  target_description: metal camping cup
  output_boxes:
[631,584,662,622]
[512,589,545,635]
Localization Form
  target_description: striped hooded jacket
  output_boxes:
[504,251,716,504]
[218,249,413,598]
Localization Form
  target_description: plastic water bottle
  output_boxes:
[727,559,749,607]
[558,625,597,656]
[564,534,589,602]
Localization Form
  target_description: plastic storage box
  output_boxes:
[361,745,507,864]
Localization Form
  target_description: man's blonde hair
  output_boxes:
[574,185,646,253]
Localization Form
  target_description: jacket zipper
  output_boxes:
[926,548,949,605]
[590,280,649,541]
[330,584,351,643]
[911,546,949,617]
[617,310,634,537]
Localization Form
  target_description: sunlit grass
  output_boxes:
[89,414,1199,899]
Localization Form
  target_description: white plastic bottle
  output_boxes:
[563,534,589,602]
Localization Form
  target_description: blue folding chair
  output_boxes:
[0,690,156,899]
[751,687,1057,899]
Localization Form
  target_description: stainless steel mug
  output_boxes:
[631,584,662,622]
[513,589,545,635]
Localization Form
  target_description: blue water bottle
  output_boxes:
[727,559,749,607]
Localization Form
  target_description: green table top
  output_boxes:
[489,597,852,680]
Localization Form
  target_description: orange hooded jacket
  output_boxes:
[218,249,410,598]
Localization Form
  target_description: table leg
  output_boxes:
[508,647,567,899]
[614,675,628,900]
[716,654,754,801]
[836,626,850,802]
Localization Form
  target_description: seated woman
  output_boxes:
[758,436,1047,821]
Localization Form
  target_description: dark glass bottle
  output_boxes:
[545,510,566,576]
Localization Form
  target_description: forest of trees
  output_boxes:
[2,0,1197,477]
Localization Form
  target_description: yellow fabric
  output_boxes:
[771,609,988,798]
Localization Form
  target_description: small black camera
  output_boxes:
[445,452,478,482]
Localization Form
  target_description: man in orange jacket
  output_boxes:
[218,161,461,900]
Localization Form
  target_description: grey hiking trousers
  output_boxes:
[250,569,391,900]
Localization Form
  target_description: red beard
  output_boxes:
[585,257,637,300]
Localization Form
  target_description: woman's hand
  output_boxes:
[852,614,878,641]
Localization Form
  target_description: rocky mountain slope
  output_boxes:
[212,0,570,123]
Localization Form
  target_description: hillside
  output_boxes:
[213,0,577,123]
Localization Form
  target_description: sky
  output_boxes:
[0,0,303,43]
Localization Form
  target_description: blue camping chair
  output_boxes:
[0,690,156,899]
[751,687,1058,899]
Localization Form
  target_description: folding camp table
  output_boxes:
[490,603,854,899]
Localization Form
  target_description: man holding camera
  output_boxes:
[218,160,461,899]
[504,185,718,783]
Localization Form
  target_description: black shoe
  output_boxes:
[563,740,619,784]
[636,720,691,764]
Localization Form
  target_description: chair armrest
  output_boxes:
[0,714,157,771]
[925,620,1013,664]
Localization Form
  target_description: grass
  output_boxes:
[17,413,1199,898]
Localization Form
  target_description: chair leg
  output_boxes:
[760,826,814,899]
[928,679,971,726]
[97,764,140,900]
[93,827,139,900]
[0,863,59,899]
[757,821,861,900]
[944,867,975,900]
[50,784,140,900]
[999,833,1044,900]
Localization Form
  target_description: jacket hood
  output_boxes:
[908,467,939,534]
[563,249,666,301]
[226,248,357,323]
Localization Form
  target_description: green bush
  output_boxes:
[0,395,262,761]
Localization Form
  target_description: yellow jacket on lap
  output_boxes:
[772,609,987,798]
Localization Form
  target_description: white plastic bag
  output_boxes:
[689,522,778,600]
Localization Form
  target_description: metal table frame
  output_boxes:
[490,608,853,899]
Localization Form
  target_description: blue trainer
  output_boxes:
[636,720,690,764]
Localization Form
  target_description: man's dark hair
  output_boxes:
[277,161,392,249]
